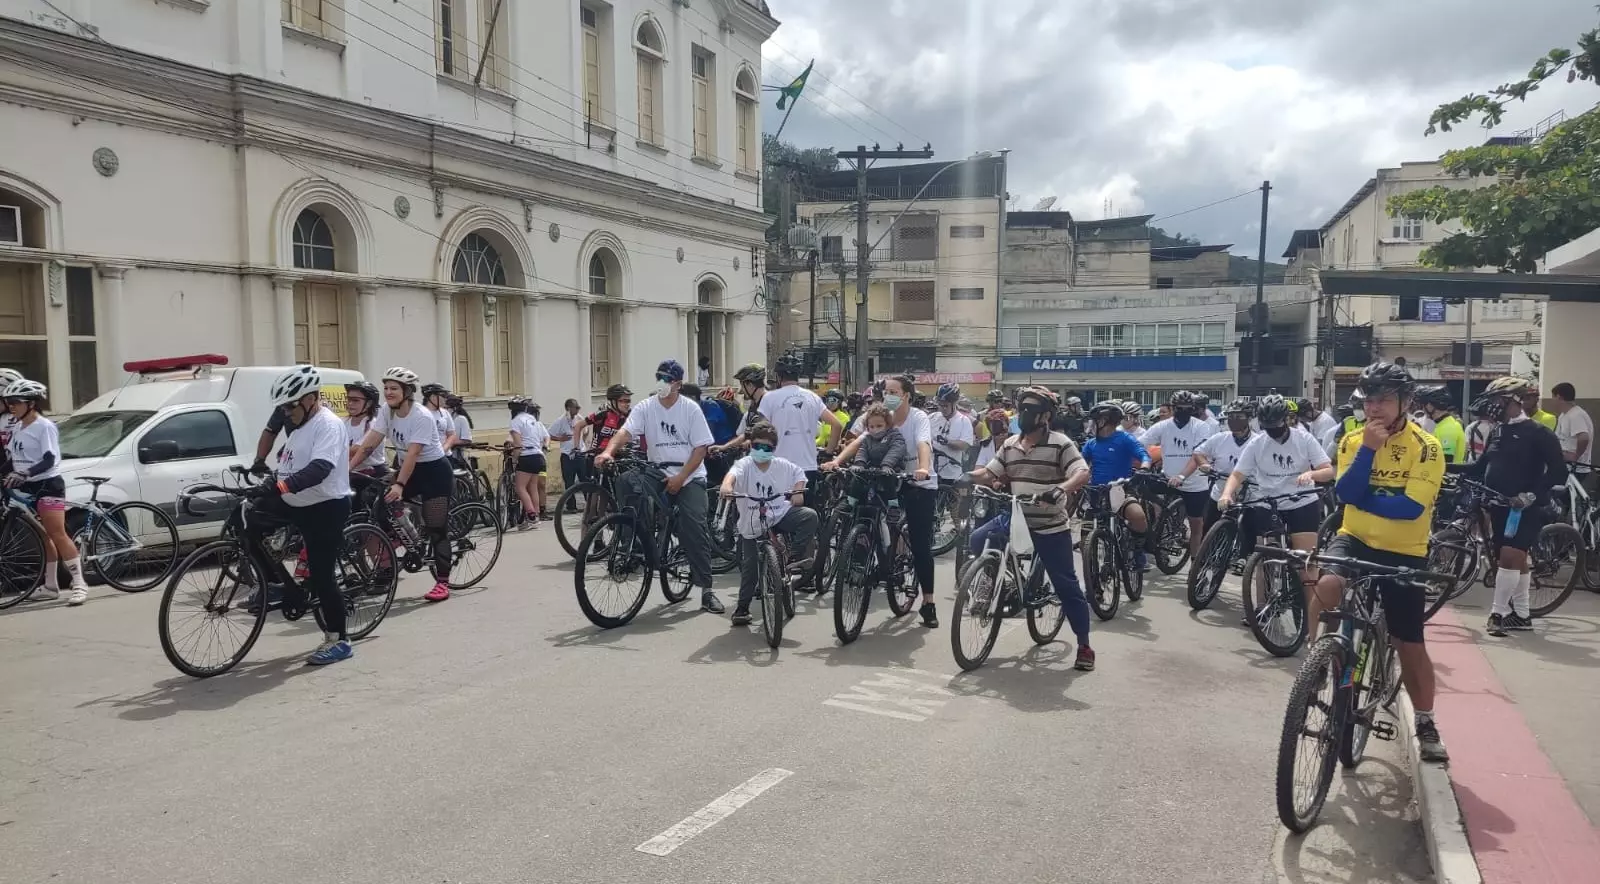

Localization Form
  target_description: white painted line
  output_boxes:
[821,698,927,721]
[635,768,794,857]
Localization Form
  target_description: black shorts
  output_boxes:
[1322,534,1427,644]
[16,475,66,501]
[401,457,454,501]
[1179,489,1210,519]
[1278,502,1322,536]
[516,453,548,475]
[1488,505,1546,552]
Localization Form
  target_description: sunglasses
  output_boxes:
[751,443,775,453]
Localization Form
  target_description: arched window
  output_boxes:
[734,68,758,174]
[697,278,722,307]
[292,209,336,271]
[588,251,611,296]
[452,232,507,286]
[588,248,621,389]
[634,20,666,147]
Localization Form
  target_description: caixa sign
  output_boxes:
[1001,355,1228,374]
[1030,358,1081,371]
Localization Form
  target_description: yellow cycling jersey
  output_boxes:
[815,409,851,447]
[1335,420,1445,557]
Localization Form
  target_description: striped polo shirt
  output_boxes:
[985,431,1088,535]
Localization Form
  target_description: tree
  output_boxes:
[1388,25,1600,272]
[762,133,837,224]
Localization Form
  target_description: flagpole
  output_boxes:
[772,99,798,141]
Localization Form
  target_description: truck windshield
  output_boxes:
[58,410,157,459]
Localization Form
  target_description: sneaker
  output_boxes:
[65,587,88,606]
[306,640,353,666]
[1487,613,1508,637]
[1416,717,1450,763]
[34,585,60,601]
[516,518,537,532]
[245,585,285,614]
[1229,559,1247,577]
[1504,612,1534,631]
[424,582,451,602]
[730,608,752,626]
[539,513,553,522]
[701,591,726,614]
[919,602,939,628]
[1075,646,1096,672]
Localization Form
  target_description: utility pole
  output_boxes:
[1462,300,1474,417]
[835,143,936,390]
[1250,180,1271,395]
[1321,288,1336,407]
[807,249,818,355]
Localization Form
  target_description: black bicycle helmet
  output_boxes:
[1170,390,1198,409]
[1088,400,1124,423]
[605,383,632,401]
[1415,384,1452,410]
[1354,361,1415,399]
[507,396,526,414]
[936,382,961,403]
[733,362,767,386]
[773,353,803,380]
[1287,396,1311,416]
[344,381,379,402]
[986,389,1004,404]
[823,388,844,405]
[420,382,449,399]
[846,391,863,410]
[1223,397,1253,416]
[1256,394,1291,427]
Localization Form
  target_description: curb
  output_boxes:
[1397,688,1482,884]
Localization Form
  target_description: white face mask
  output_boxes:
[655,380,672,398]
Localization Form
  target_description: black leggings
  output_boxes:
[364,461,453,581]
[247,495,351,638]
[901,484,936,598]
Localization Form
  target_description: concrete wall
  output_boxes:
[1073,238,1149,289]
[1152,250,1232,287]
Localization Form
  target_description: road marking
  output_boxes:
[822,669,953,721]
[635,768,794,857]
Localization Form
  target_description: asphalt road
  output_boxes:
[0,525,1430,884]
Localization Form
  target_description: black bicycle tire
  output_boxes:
[930,487,959,556]
[92,501,180,593]
[709,499,740,575]
[1276,636,1346,833]
[1084,529,1120,621]
[335,523,398,641]
[555,482,612,560]
[951,554,1004,671]
[1153,505,1190,575]
[1187,519,1236,610]
[885,551,917,617]
[1530,522,1583,618]
[655,520,693,604]
[158,540,269,678]
[1317,510,1342,551]
[1024,557,1066,644]
[1340,630,1380,770]
[0,512,47,609]
[810,508,842,592]
[1424,528,1473,622]
[438,502,502,589]
[1243,552,1306,658]
[832,524,873,644]
[760,545,782,648]
[574,513,652,628]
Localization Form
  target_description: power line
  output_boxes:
[762,36,927,145]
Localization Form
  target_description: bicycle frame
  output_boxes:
[965,489,1045,621]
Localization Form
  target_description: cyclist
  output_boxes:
[815,388,850,450]
[595,359,722,614]
[759,355,844,509]
[1055,395,1087,443]
[1416,386,1466,465]
[971,386,1096,670]
[1216,394,1332,596]
[1195,394,1219,436]
[3,378,91,606]
[344,381,388,478]
[1081,399,1152,569]
[711,362,771,453]
[845,390,866,423]
[445,395,474,450]
[719,422,818,626]
[1186,398,1258,550]
[353,367,456,602]
[420,383,460,455]
[1460,376,1567,637]
[549,398,585,512]
[508,395,551,528]
[1120,400,1146,440]
[930,382,974,483]
[576,383,634,470]
[1521,387,1557,431]
[1321,361,1448,762]
[1147,390,1214,562]
[1299,397,1336,441]
[245,366,355,665]
[0,367,22,454]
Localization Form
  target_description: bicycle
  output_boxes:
[802,466,847,593]
[0,490,49,609]
[827,466,919,645]
[158,471,398,678]
[451,442,496,505]
[1080,479,1144,621]
[929,452,965,557]
[572,456,702,629]
[554,451,615,558]
[950,485,1063,671]
[1267,546,1456,833]
[1552,465,1600,589]
[1239,489,1326,657]
[724,491,798,648]
[1186,471,1262,611]
[352,475,504,591]
[1130,467,1191,574]
[66,476,180,592]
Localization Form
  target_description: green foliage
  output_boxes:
[762,134,838,222]
[1390,22,1600,271]
[1148,226,1201,248]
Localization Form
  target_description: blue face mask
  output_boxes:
[750,447,775,464]
[883,394,904,410]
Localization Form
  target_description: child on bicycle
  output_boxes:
[720,422,818,626]
[1080,400,1152,570]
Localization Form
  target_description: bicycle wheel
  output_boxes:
[316,523,397,641]
[709,498,740,575]
[1243,552,1306,657]
[439,502,502,589]
[1316,510,1342,551]
[1341,617,1397,770]
[656,521,693,604]
[1187,519,1236,610]
[1424,528,1474,622]
[1024,558,1066,644]
[1584,517,1600,590]
[554,482,609,559]
[497,471,524,533]
[930,487,959,556]
[158,540,269,678]
[0,512,46,609]
[88,501,180,593]
[1276,636,1346,833]
[575,512,652,628]
[453,473,479,505]
[951,554,1005,671]
[809,507,842,593]
[1153,505,1190,575]
[832,524,875,644]
[885,553,918,617]
[1529,522,1582,617]
[1083,528,1120,621]
[759,545,783,648]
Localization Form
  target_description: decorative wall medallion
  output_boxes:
[733,256,741,271]
[394,196,411,219]
[676,247,685,263]
[548,222,561,243]
[92,147,119,177]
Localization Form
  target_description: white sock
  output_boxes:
[324,631,341,645]
[44,560,59,590]
[1491,568,1519,616]
[63,557,87,589]
[1512,570,1532,618]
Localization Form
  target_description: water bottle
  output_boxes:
[293,550,309,582]
[1504,507,1522,538]
[393,503,421,552]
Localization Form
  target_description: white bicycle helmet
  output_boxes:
[0,368,23,389]
[4,378,47,400]
[269,365,322,407]
[382,366,420,386]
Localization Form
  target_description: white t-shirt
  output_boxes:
[549,413,580,456]
[1198,415,1220,438]
[929,409,976,480]
[510,413,550,455]
[453,414,473,443]
[1233,430,1330,511]
[426,406,455,447]
[1557,405,1594,468]
[758,385,826,471]
[1196,430,1257,502]
[1142,417,1213,493]
[852,407,937,490]
[0,413,16,451]
[373,404,448,463]
[623,393,715,481]
[1307,411,1338,440]
[726,455,807,539]
[279,406,352,507]
[7,416,60,480]
[1416,414,1437,434]
[346,416,386,470]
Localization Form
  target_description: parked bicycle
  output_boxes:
[827,466,919,645]
[950,485,1063,671]
[1080,478,1144,621]
[1428,475,1582,619]
[572,455,700,629]
[452,442,496,506]
[67,476,180,592]
[1186,470,1260,611]
[350,474,504,592]
[0,490,48,609]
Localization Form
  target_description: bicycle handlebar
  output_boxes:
[1255,545,1456,584]
[968,484,1048,506]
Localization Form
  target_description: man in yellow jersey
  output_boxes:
[1521,387,1557,431]
[1417,386,1466,464]
[1320,361,1448,762]
[814,389,850,448]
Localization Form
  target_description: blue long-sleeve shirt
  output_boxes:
[1081,429,1151,486]
[1334,445,1425,520]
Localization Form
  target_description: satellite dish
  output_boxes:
[1033,196,1057,211]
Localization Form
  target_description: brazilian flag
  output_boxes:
[776,60,813,110]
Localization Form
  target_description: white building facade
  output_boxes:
[0,0,777,416]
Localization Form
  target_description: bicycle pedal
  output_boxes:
[1371,720,1398,742]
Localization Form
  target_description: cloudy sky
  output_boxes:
[759,0,1597,259]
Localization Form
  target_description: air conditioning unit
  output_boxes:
[0,205,21,245]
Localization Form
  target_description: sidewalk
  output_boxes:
[1407,582,1600,884]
